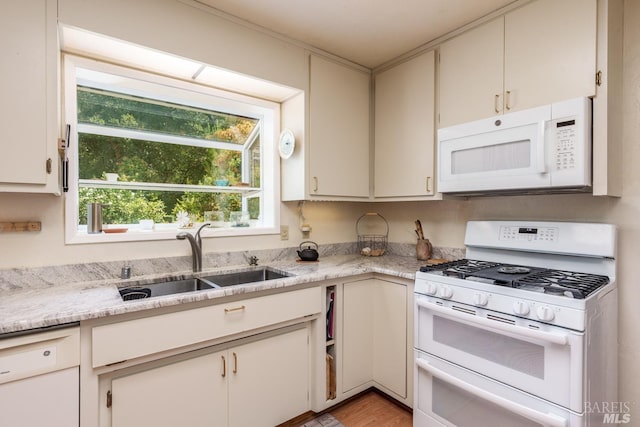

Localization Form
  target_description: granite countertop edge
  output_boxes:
[0,254,428,336]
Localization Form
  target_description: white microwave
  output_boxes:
[437,97,592,195]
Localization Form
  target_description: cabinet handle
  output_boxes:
[494,94,500,113]
[505,90,512,110]
[224,305,245,314]
[233,352,238,374]
[221,355,226,377]
[426,176,432,193]
[313,176,318,192]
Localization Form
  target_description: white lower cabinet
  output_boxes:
[111,351,227,427]
[106,327,309,427]
[228,328,309,427]
[342,278,407,398]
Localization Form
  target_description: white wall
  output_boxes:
[58,0,307,90]
[0,0,637,410]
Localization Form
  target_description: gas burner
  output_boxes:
[498,266,531,274]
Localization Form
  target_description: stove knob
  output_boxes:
[426,282,438,296]
[438,286,453,299]
[472,292,489,307]
[536,305,555,322]
[512,300,530,316]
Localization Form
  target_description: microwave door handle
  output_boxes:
[536,121,547,174]
[415,298,568,346]
[415,358,568,427]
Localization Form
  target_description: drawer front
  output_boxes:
[92,287,320,367]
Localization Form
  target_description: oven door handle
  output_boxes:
[415,358,568,427]
[416,299,569,346]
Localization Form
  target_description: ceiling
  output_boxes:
[194,0,518,69]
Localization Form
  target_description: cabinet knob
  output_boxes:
[494,94,500,113]
[313,176,318,192]
[505,90,512,110]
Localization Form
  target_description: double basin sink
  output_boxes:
[118,267,292,301]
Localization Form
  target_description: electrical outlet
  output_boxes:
[301,223,312,239]
[280,225,289,240]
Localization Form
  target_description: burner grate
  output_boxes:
[515,270,609,299]
[420,259,500,278]
[420,259,611,299]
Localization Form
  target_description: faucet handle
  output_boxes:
[244,253,259,266]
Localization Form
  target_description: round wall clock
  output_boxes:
[278,129,295,159]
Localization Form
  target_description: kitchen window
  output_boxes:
[63,55,279,243]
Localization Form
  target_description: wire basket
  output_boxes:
[356,213,388,257]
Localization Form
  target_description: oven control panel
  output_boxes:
[499,226,558,242]
[465,221,617,259]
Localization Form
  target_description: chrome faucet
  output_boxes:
[176,223,210,272]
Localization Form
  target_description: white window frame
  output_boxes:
[63,54,280,244]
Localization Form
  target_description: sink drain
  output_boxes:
[119,287,151,301]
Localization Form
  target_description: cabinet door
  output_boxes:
[309,55,370,198]
[342,278,407,396]
[372,279,407,397]
[342,280,374,392]
[504,0,596,113]
[228,328,309,427]
[374,51,436,198]
[439,18,504,128]
[0,0,58,191]
[111,352,227,427]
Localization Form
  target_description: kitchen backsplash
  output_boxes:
[0,243,464,291]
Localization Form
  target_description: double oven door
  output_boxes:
[414,293,585,427]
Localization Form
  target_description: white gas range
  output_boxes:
[413,221,618,427]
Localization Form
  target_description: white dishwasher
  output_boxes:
[0,325,80,427]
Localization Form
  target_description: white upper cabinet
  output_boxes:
[439,18,504,129]
[0,0,59,194]
[439,0,597,128]
[374,50,437,199]
[504,0,597,113]
[308,54,370,199]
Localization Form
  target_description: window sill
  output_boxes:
[66,225,279,244]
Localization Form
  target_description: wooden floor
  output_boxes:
[330,390,412,427]
[278,389,412,427]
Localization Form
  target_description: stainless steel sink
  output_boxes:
[118,267,292,301]
[119,278,217,301]
[200,267,292,288]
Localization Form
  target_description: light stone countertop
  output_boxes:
[0,254,432,336]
